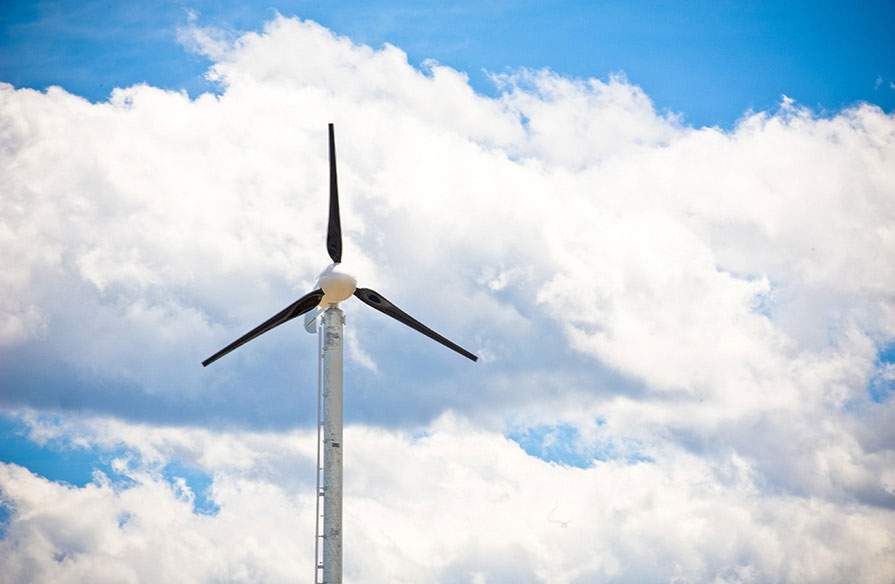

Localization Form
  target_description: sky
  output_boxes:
[1,2,894,582]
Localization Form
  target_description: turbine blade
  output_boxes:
[327,123,342,263]
[202,289,325,367]
[354,287,478,362]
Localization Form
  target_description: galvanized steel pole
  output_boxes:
[322,305,344,584]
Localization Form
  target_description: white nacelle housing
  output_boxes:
[317,263,357,306]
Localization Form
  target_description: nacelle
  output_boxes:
[317,263,357,306]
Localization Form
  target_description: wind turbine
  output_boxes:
[202,124,477,583]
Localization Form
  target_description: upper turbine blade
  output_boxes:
[202,289,325,367]
[354,287,478,362]
[327,123,342,263]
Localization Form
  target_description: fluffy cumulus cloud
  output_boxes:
[1,15,894,583]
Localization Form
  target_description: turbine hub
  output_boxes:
[318,263,357,305]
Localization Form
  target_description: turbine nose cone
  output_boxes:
[318,263,357,304]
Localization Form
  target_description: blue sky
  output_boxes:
[2,1,893,128]
[1,2,894,581]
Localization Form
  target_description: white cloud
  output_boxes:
[0,460,311,584]
[2,414,893,583]
[2,13,895,582]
